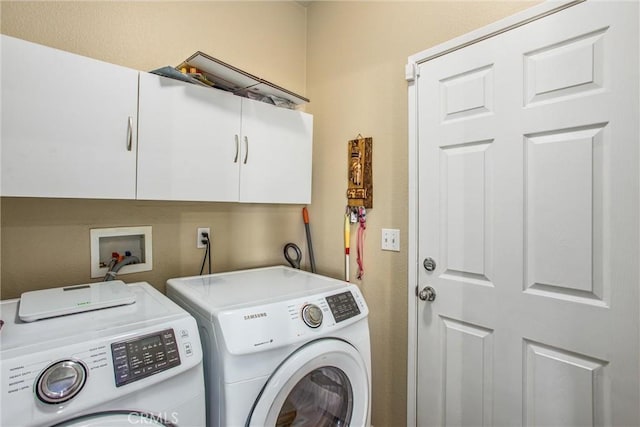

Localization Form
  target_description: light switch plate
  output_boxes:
[381,228,400,251]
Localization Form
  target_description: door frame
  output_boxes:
[405,1,583,425]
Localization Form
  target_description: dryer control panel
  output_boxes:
[111,328,181,387]
[218,285,369,355]
[326,291,361,323]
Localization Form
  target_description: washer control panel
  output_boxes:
[0,306,201,427]
[111,328,181,387]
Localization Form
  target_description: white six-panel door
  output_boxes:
[413,1,639,425]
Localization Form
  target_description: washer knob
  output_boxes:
[301,304,323,328]
[36,360,87,404]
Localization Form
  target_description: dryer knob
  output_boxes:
[302,304,323,328]
[36,360,87,404]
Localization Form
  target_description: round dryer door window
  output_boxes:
[248,339,369,427]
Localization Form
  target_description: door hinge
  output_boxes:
[405,62,419,82]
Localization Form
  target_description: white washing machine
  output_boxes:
[0,282,206,427]
[166,266,372,427]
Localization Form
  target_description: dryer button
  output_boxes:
[302,304,323,328]
[184,342,193,356]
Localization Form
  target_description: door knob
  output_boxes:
[418,286,436,302]
[423,257,436,272]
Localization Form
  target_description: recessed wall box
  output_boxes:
[90,226,152,279]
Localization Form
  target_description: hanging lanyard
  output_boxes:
[356,207,366,280]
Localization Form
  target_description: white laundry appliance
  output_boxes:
[166,266,371,427]
[0,281,206,427]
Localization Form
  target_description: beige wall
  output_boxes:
[0,0,309,295]
[1,1,535,426]
[305,2,536,425]
[0,1,307,94]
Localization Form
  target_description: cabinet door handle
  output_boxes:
[234,135,239,163]
[243,136,249,164]
[126,116,133,151]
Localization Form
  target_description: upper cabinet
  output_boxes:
[137,73,313,204]
[239,97,313,204]
[137,72,242,202]
[1,36,313,204]
[1,35,139,199]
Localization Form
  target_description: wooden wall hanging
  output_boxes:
[346,135,373,209]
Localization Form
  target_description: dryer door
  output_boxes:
[248,339,369,427]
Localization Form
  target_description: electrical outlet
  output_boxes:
[196,227,210,249]
[381,228,400,252]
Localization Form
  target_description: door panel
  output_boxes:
[441,140,493,283]
[441,318,494,427]
[523,28,605,106]
[523,340,608,427]
[524,125,607,304]
[416,2,638,426]
[441,65,494,122]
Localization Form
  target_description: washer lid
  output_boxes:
[247,339,370,427]
[1,283,188,353]
[19,280,135,322]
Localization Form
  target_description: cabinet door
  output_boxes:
[1,35,138,199]
[239,98,313,204]
[137,73,242,201]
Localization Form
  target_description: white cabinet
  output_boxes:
[1,35,139,199]
[239,98,313,204]
[1,36,312,203]
[137,73,242,202]
[137,73,313,204]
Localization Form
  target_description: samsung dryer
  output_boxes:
[0,282,206,427]
[166,266,372,427]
